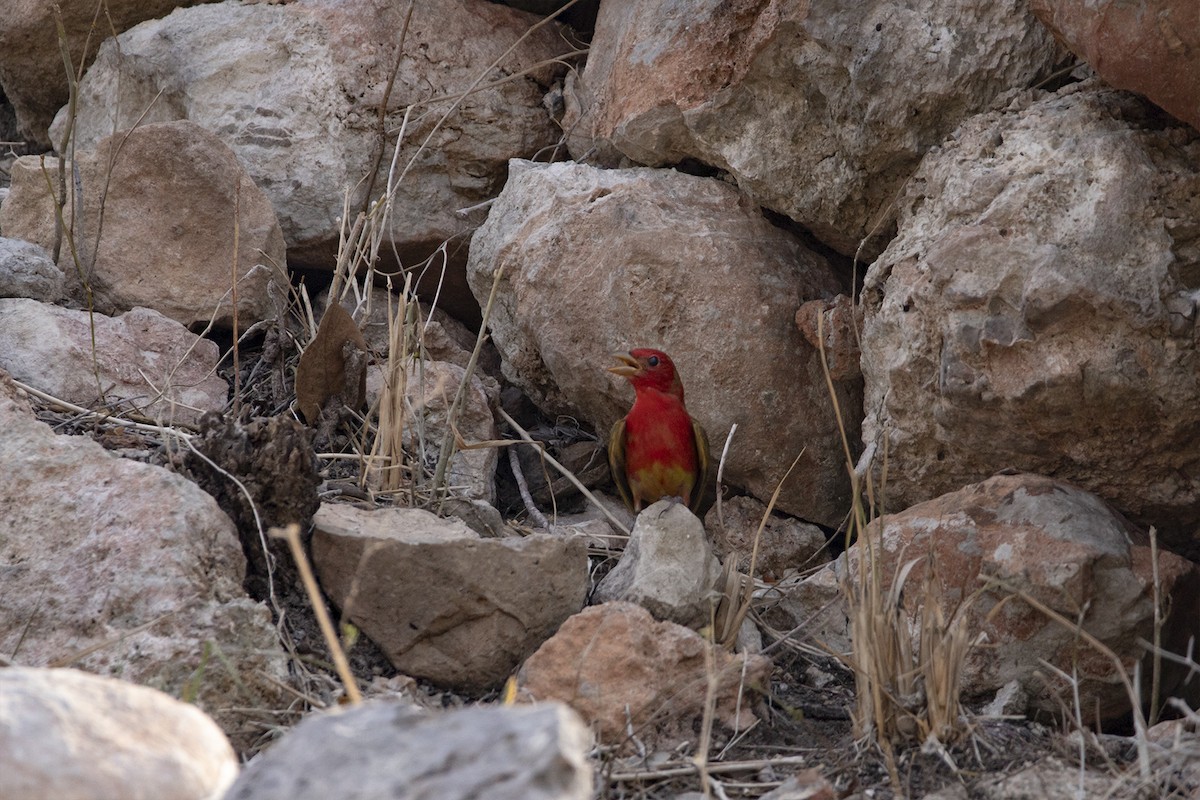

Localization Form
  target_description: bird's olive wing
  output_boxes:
[689,419,710,514]
[608,417,635,512]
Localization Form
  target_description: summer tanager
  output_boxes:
[607,349,709,514]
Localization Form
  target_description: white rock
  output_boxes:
[0,667,237,800]
[594,499,722,628]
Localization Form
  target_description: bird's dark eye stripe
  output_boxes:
[648,356,659,367]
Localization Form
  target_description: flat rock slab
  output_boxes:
[0,667,237,800]
[225,701,593,800]
[312,503,588,690]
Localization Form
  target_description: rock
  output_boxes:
[705,495,828,581]
[0,667,238,800]
[225,701,592,800]
[0,299,228,427]
[311,503,588,690]
[594,499,721,628]
[795,294,861,382]
[563,0,1061,256]
[0,237,64,301]
[467,159,855,525]
[775,473,1199,721]
[0,385,290,753]
[0,0,208,146]
[860,85,1200,542]
[394,358,499,504]
[1031,1,1200,132]
[53,0,574,319]
[519,602,772,750]
[1,121,287,329]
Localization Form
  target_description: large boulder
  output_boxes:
[1031,0,1200,132]
[0,373,290,752]
[467,159,855,525]
[860,85,1200,543]
[563,0,1062,256]
[50,0,574,319]
[1,121,286,329]
[773,474,1200,721]
[0,0,211,146]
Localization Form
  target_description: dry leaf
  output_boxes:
[295,302,369,425]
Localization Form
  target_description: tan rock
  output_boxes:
[563,0,1061,256]
[0,299,227,427]
[467,159,856,525]
[0,390,290,753]
[1032,1,1200,132]
[777,474,1199,721]
[52,0,574,320]
[518,602,772,749]
[705,495,828,581]
[0,0,207,146]
[0,667,238,800]
[311,503,588,691]
[860,85,1200,540]
[1,121,287,329]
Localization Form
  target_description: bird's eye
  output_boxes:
[647,355,659,367]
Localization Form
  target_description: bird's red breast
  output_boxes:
[607,349,709,514]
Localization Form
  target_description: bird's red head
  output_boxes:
[608,348,685,399]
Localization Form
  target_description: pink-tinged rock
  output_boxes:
[1031,1,1200,132]
[0,382,290,753]
[0,667,238,800]
[519,602,771,750]
[777,474,1199,721]
[0,299,227,427]
[51,0,574,320]
[1,121,286,329]
[861,85,1200,541]
[0,0,211,146]
[467,159,856,526]
[563,0,1061,257]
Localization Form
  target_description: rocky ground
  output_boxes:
[3,1,1200,799]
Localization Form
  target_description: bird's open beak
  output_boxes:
[607,352,641,378]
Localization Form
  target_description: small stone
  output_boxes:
[594,499,721,628]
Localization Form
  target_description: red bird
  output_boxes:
[607,349,709,514]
